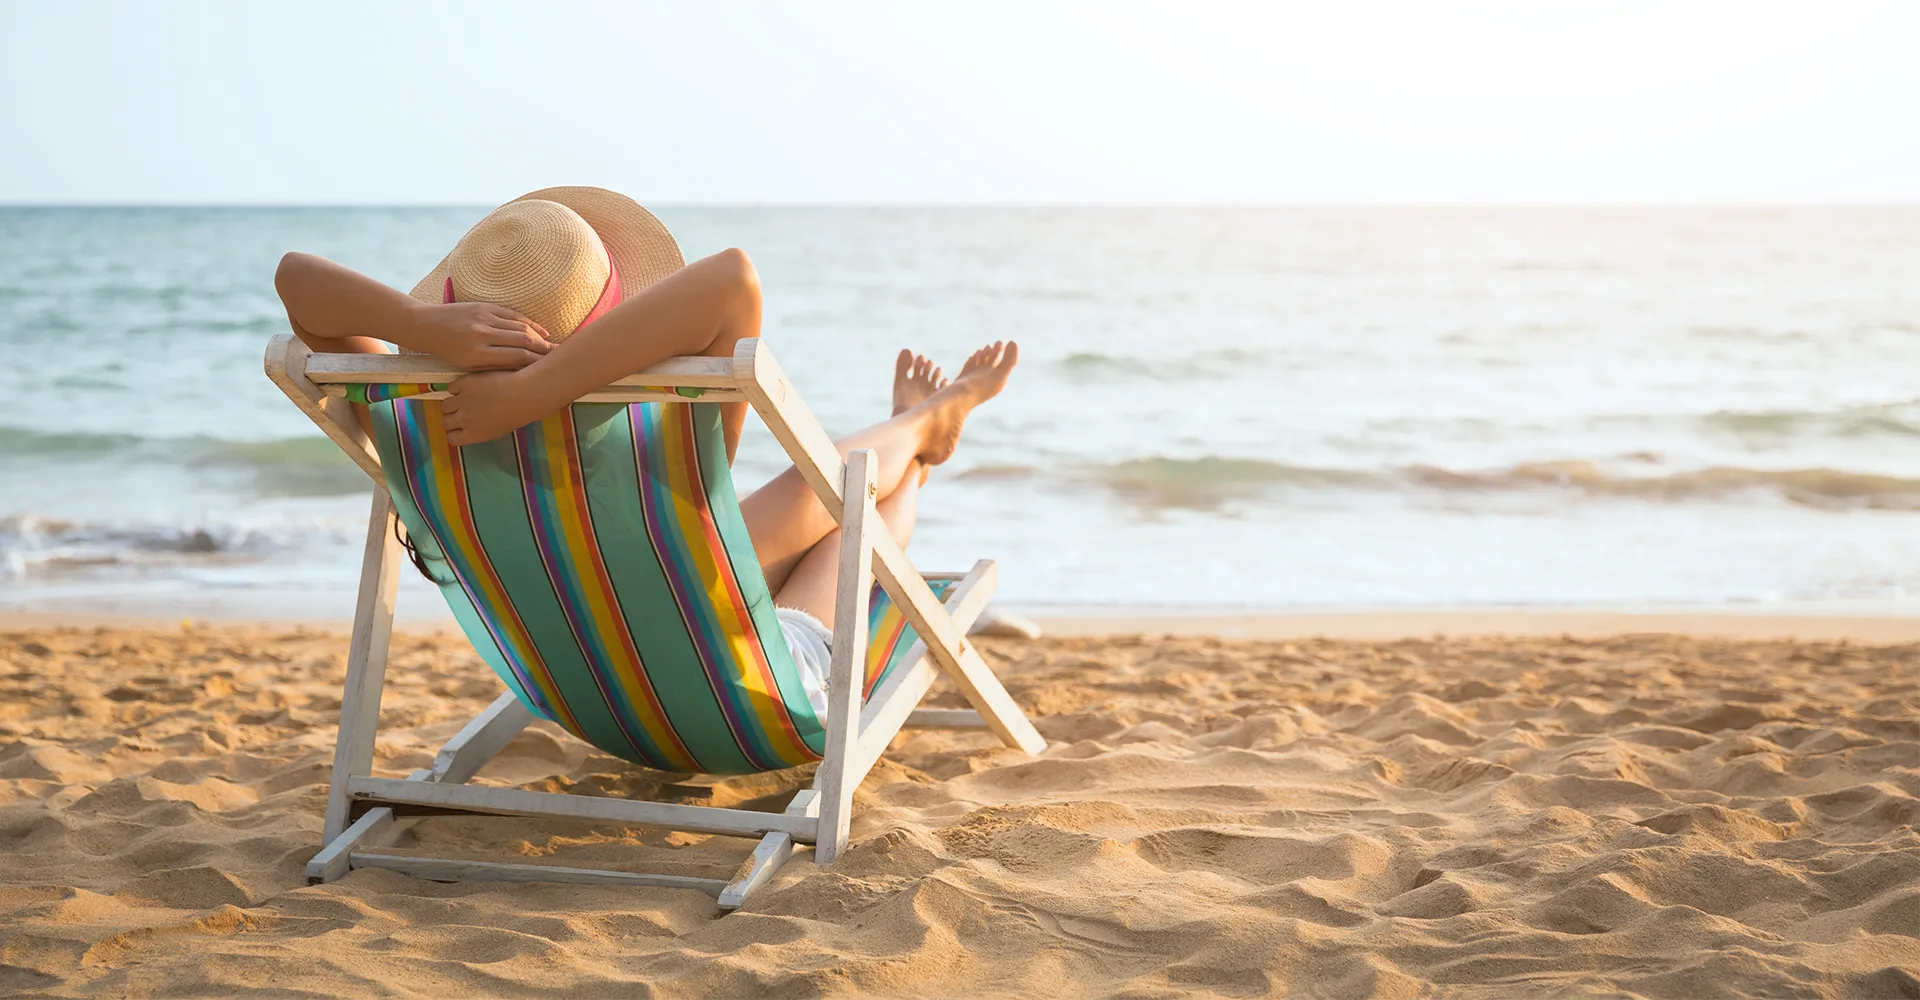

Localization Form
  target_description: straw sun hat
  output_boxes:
[409,186,685,341]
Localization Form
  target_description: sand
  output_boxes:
[3,622,1919,998]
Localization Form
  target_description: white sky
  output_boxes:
[3,1,1915,203]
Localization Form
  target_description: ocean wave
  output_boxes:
[1068,456,1384,509]
[0,513,323,579]
[1689,324,1812,343]
[1057,347,1269,382]
[1364,405,1920,444]
[1061,454,1920,511]
[1410,461,1920,508]
[0,425,361,496]
[1701,403,1920,440]
[1058,352,1154,378]
[955,463,1041,481]
[0,425,146,456]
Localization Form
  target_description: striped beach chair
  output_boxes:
[265,334,1043,908]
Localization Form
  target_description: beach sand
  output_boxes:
[3,619,1919,997]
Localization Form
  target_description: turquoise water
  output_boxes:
[5,205,1920,618]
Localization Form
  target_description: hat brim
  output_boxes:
[409,186,684,308]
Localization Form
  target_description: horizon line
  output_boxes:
[2,199,1917,210]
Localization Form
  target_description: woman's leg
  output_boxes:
[744,343,1014,594]
[770,459,923,625]
[743,409,933,593]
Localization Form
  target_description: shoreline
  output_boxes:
[1027,606,1920,641]
[7,604,1920,642]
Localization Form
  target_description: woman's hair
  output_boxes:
[394,520,455,586]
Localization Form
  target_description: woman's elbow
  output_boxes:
[715,247,760,296]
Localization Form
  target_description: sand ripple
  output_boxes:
[2,627,1918,997]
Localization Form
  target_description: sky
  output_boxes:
[2,1,1916,204]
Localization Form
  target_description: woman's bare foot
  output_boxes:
[910,340,1019,466]
[892,349,947,416]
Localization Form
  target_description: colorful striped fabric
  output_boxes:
[344,382,447,404]
[865,579,952,698]
[366,397,945,775]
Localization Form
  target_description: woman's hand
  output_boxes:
[408,302,553,371]
[441,369,543,446]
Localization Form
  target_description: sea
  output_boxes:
[3,205,1919,620]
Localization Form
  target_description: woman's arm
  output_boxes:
[274,252,552,369]
[440,248,761,457]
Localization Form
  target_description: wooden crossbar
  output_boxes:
[349,854,730,894]
[302,351,739,387]
[317,385,748,405]
[431,693,534,783]
[904,709,987,729]
[349,777,820,840]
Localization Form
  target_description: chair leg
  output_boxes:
[869,537,1046,754]
[814,450,877,866]
[321,488,403,843]
[310,692,536,883]
[309,768,429,883]
[717,789,821,909]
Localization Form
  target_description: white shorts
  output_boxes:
[776,607,834,717]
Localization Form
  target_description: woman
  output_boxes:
[273,187,1015,710]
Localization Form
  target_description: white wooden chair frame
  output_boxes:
[264,334,1045,909]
